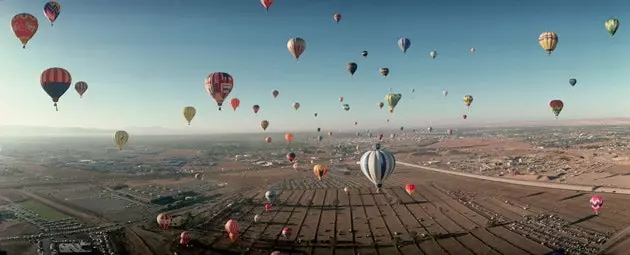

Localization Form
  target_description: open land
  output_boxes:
[0,126,629,254]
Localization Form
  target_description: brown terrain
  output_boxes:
[121,164,630,255]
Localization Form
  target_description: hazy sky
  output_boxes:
[0,0,628,133]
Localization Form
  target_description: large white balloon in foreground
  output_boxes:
[360,143,396,192]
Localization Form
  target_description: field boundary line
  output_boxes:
[398,162,630,194]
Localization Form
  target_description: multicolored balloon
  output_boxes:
[253,104,260,114]
[74,81,88,98]
[590,195,603,215]
[313,164,328,180]
[43,1,62,26]
[265,190,277,204]
[380,68,389,77]
[605,18,619,38]
[272,90,279,98]
[11,13,39,49]
[405,184,415,195]
[398,37,411,54]
[385,93,402,113]
[41,67,72,111]
[179,231,192,245]
[549,100,564,118]
[287,37,306,60]
[156,213,172,231]
[333,13,342,23]
[538,32,558,56]
[205,72,234,111]
[463,95,473,108]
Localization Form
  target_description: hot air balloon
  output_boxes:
[380,68,390,77]
[360,143,396,193]
[398,37,411,54]
[378,134,384,141]
[205,72,234,111]
[180,231,192,245]
[339,97,344,103]
[328,131,333,137]
[385,93,402,113]
[317,127,321,132]
[293,102,300,110]
[183,106,196,126]
[343,104,350,111]
[354,121,358,126]
[287,37,306,60]
[41,67,72,111]
[292,162,299,171]
[265,203,272,211]
[427,127,433,133]
[286,152,296,162]
[225,219,239,242]
[156,213,172,231]
[405,184,415,195]
[390,133,396,139]
[261,0,273,11]
[590,196,603,215]
[333,13,342,23]
[605,18,619,38]
[361,51,368,57]
[254,214,260,223]
[314,112,318,117]
[344,187,349,194]
[400,126,404,131]
[271,251,287,255]
[430,51,437,59]
[261,120,270,131]
[313,164,328,180]
[538,32,558,56]
[272,90,279,98]
[443,90,448,97]
[74,81,88,98]
[43,1,61,26]
[230,98,240,111]
[569,78,577,86]
[462,114,467,120]
[463,95,473,108]
[285,133,294,143]
[265,190,277,204]
[282,227,292,238]
[317,135,323,142]
[378,101,384,109]
[11,13,39,49]
[549,100,564,119]
[252,104,261,114]
[265,137,272,143]
[347,62,357,75]
[447,129,453,135]
[114,131,129,151]
[470,47,476,54]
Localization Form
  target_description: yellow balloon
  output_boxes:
[183,106,196,126]
[114,130,129,150]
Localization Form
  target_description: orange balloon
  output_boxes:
[230,98,240,111]
[285,133,294,143]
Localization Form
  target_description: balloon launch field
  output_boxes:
[134,167,630,255]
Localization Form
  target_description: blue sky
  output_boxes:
[0,0,628,133]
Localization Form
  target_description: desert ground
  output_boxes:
[121,164,630,255]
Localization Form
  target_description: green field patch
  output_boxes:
[16,199,69,221]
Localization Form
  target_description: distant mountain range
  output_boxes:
[1,117,629,136]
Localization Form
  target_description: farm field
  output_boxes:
[16,199,68,221]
